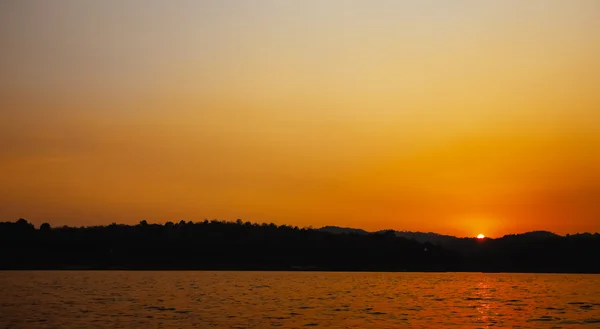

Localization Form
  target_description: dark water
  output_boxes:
[1,271,599,328]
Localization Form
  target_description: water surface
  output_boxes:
[1,271,599,328]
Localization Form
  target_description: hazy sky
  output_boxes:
[1,1,599,237]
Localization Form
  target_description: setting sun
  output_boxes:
[477,234,485,239]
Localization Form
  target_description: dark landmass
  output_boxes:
[319,226,563,255]
[1,219,599,273]
[321,226,460,247]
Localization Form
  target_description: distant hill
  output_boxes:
[319,226,466,247]
[385,231,461,247]
[319,226,369,235]
[318,226,569,252]
[501,231,560,239]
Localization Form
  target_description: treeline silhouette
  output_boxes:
[1,219,599,273]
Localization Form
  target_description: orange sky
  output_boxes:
[1,1,599,237]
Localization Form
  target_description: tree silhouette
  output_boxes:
[40,222,51,232]
[0,218,598,272]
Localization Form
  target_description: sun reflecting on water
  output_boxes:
[0,272,599,328]
[475,277,495,327]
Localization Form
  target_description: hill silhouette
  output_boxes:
[319,226,459,246]
[318,226,569,255]
[319,226,369,235]
[1,219,599,273]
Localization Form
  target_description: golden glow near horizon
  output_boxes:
[1,1,599,237]
[477,234,485,240]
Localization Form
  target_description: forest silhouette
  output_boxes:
[1,219,599,273]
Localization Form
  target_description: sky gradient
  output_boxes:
[1,1,599,237]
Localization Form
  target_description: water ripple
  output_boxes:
[0,272,599,329]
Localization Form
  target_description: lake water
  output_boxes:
[0,272,599,328]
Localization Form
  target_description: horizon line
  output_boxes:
[4,218,599,239]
